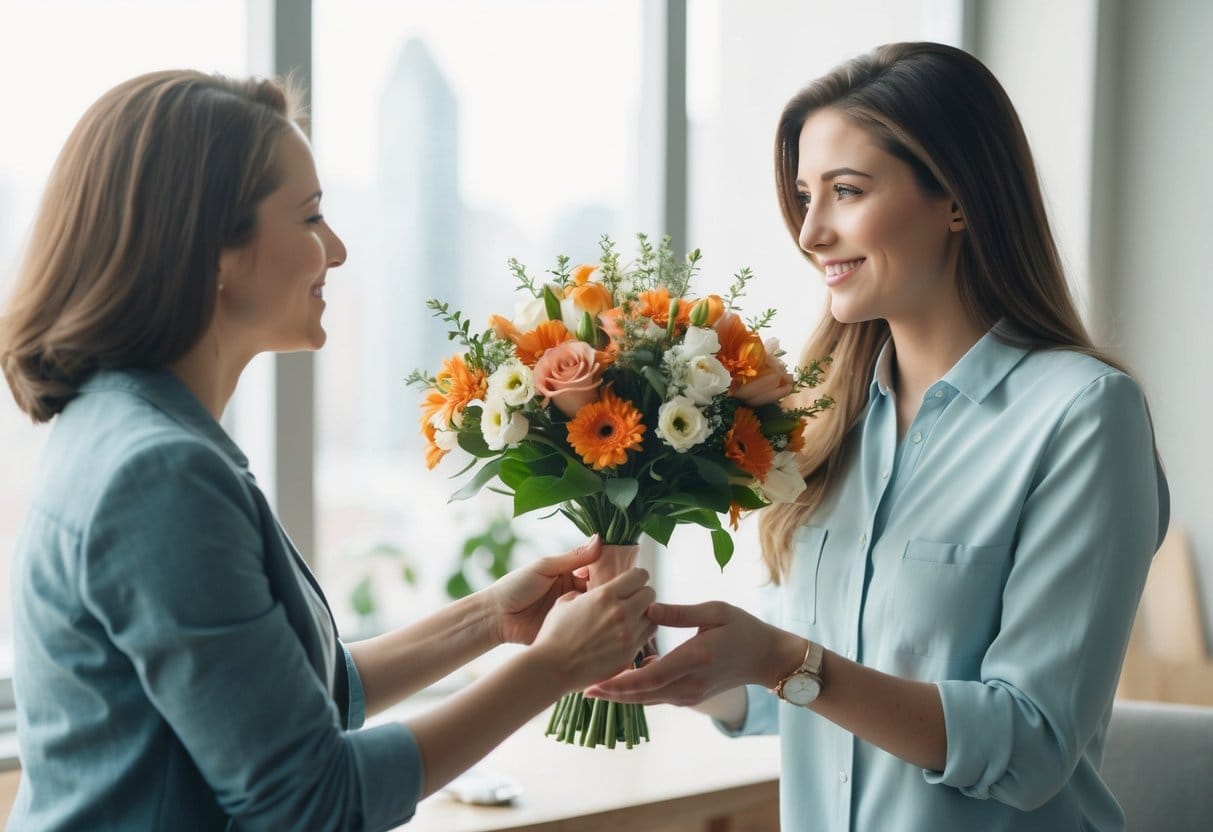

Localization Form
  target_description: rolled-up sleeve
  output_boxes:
[713,684,780,737]
[924,371,1168,810]
[82,441,423,830]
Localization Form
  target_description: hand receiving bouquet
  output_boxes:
[409,234,831,748]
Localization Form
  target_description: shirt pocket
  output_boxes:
[891,539,1011,661]
[785,525,828,624]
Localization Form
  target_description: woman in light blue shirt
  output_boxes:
[0,71,657,830]
[588,42,1169,831]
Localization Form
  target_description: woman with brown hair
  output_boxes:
[0,70,656,829]
[589,42,1169,831]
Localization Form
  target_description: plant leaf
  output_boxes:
[604,477,640,511]
[691,456,731,489]
[711,529,735,569]
[450,458,504,502]
[514,459,604,515]
[642,513,676,546]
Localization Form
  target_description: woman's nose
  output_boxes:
[798,203,833,253]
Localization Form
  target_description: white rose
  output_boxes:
[513,296,548,333]
[680,326,720,358]
[682,354,732,405]
[761,451,807,503]
[488,359,534,408]
[656,396,710,452]
[481,397,530,451]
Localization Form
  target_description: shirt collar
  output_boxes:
[79,367,250,469]
[868,319,1030,404]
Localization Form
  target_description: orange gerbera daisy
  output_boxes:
[715,313,766,386]
[725,407,775,480]
[728,501,743,531]
[785,418,807,453]
[635,287,691,330]
[565,387,646,470]
[419,389,449,470]
[434,354,488,429]
[514,320,572,366]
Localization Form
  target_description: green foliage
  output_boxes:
[445,515,526,600]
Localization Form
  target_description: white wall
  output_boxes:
[978,0,1213,643]
[1103,0,1213,639]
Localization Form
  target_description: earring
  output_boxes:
[217,283,225,291]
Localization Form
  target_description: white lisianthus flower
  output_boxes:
[433,426,460,452]
[762,451,807,503]
[481,396,530,451]
[513,296,548,333]
[488,359,534,408]
[680,326,720,358]
[640,320,668,341]
[682,354,731,405]
[559,295,583,333]
[656,396,710,452]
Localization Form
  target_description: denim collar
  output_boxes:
[79,367,249,469]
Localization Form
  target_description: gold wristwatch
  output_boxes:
[772,639,825,706]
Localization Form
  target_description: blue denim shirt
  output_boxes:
[9,368,421,830]
[723,325,1169,831]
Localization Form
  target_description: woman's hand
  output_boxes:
[584,600,803,705]
[483,535,602,646]
[530,567,658,691]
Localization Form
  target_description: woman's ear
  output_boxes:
[949,200,965,231]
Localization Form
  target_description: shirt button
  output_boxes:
[839,771,849,783]
[846,650,856,660]
[934,389,945,398]
[911,431,922,444]
[859,533,868,547]
[880,469,889,480]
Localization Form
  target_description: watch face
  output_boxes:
[783,672,821,706]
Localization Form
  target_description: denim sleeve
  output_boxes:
[712,684,780,737]
[81,440,422,831]
[924,372,1167,810]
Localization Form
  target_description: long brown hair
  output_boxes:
[0,70,304,422]
[759,42,1124,581]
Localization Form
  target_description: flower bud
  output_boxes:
[577,310,598,344]
[689,298,710,327]
[666,297,680,337]
[542,284,563,321]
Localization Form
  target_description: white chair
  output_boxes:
[1101,699,1213,831]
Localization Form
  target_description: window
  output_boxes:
[310,0,648,636]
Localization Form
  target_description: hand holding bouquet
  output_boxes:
[409,234,831,747]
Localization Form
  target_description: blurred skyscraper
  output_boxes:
[361,37,463,454]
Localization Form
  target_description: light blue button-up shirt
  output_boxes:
[9,368,422,830]
[724,325,1169,831]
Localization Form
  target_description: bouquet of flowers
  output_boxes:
[409,234,831,748]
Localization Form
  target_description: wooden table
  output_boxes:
[400,704,780,832]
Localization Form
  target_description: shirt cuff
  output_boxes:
[923,680,1014,798]
[712,685,779,737]
[348,722,423,831]
[341,643,366,730]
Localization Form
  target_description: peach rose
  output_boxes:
[532,339,604,417]
[734,338,795,406]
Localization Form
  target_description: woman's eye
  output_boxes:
[306,214,325,225]
[833,184,861,199]
[797,192,811,206]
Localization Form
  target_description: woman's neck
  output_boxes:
[168,331,250,421]
[887,315,986,438]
